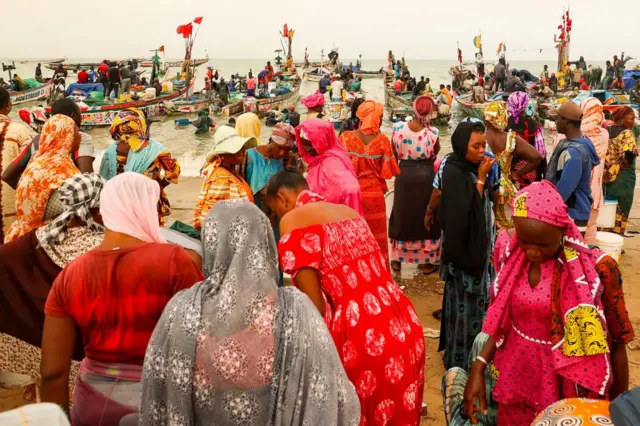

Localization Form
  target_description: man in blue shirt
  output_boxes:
[546,101,600,233]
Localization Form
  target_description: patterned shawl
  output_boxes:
[482,181,612,395]
[139,199,360,425]
[5,115,80,242]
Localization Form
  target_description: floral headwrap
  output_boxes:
[483,101,508,130]
[483,181,611,396]
[109,108,148,152]
[271,123,296,147]
[507,92,529,124]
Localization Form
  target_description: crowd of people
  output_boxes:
[0,61,638,426]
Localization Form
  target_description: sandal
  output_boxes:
[390,261,401,273]
[419,264,439,276]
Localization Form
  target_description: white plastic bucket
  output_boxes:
[597,200,618,229]
[596,231,624,263]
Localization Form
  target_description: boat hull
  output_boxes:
[138,58,208,68]
[354,71,385,79]
[9,81,53,105]
[384,75,451,126]
[453,96,485,120]
[243,79,301,116]
[43,86,190,126]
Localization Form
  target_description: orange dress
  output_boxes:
[194,158,254,229]
[340,132,399,266]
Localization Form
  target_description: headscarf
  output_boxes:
[270,122,296,147]
[99,172,166,243]
[355,100,383,135]
[483,181,611,395]
[507,91,529,124]
[301,92,325,109]
[235,112,261,138]
[483,101,508,130]
[610,106,634,124]
[438,121,489,278]
[296,119,363,214]
[5,115,80,242]
[109,108,148,152]
[412,95,435,127]
[580,97,609,162]
[38,173,105,245]
[139,200,360,425]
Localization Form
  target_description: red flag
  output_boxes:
[183,23,193,38]
[194,17,203,24]
[176,25,185,35]
[457,48,462,64]
[281,24,289,38]
[159,45,165,52]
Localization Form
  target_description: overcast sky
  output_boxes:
[2,0,639,62]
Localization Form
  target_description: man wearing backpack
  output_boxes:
[545,101,600,233]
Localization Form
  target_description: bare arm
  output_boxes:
[75,156,94,173]
[424,188,441,230]
[1,161,24,189]
[464,335,497,424]
[512,133,542,179]
[293,268,326,316]
[609,342,629,400]
[41,316,76,414]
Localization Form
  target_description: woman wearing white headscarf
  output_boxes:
[40,172,203,426]
[139,199,360,425]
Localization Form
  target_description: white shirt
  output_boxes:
[331,80,343,99]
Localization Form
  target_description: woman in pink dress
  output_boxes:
[295,118,364,215]
[266,170,425,426]
[463,181,612,425]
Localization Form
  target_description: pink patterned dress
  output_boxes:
[484,231,611,425]
[279,190,425,426]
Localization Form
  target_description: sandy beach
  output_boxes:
[166,175,640,425]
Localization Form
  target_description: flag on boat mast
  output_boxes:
[473,34,482,49]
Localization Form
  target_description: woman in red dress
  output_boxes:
[267,170,425,426]
[340,100,400,267]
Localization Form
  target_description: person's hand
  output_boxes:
[463,369,487,424]
[424,209,434,231]
[478,156,495,180]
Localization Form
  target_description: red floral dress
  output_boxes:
[279,190,425,426]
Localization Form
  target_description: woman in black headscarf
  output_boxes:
[438,121,496,371]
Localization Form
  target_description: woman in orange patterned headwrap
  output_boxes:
[5,115,80,242]
[339,100,399,267]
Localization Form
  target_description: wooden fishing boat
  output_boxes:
[138,58,208,68]
[17,58,64,65]
[9,80,53,105]
[294,61,324,68]
[453,93,511,120]
[243,77,301,117]
[39,84,192,127]
[383,75,451,126]
[44,62,102,71]
[353,69,385,79]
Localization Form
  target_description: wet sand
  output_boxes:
[165,177,640,425]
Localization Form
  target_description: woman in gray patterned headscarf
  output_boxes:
[139,199,360,425]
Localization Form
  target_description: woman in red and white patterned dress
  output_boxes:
[266,170,425,426]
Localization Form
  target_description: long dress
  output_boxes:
[340,131,400,267]
[389,122,441,266]
[483,231,611,425]
[279,191,425,425]
[438,172,494,371]
[603,126,637,236]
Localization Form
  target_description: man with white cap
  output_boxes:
[546,101,600,232]
[193,126,258,229]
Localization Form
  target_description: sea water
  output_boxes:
[2,57,627,176]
